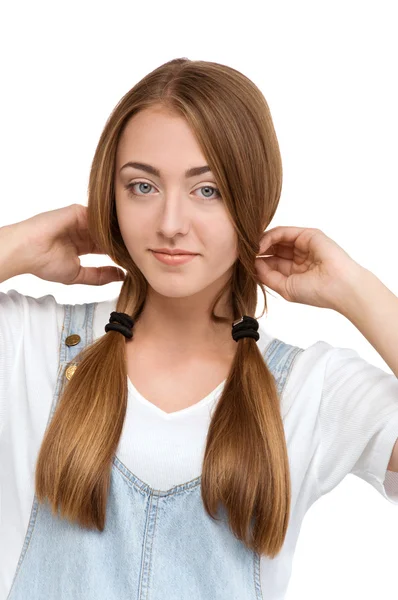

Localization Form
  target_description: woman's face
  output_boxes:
[114,105,238,302]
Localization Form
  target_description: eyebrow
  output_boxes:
[119,161,212,178]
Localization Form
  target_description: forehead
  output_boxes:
[116,108,207,168]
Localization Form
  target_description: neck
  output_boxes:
[131,287,236,356]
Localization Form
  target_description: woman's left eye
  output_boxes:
[195,185,221,201]
[124,182,221,201]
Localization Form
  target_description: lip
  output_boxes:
[150,248,198,255]
[151,250,197,266]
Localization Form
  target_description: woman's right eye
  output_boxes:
[124,182,155,196]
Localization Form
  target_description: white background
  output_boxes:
[1,1,397,597]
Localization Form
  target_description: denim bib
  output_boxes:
[8,301,303,600]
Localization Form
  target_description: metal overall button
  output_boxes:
[65,334,81,346]
[65,364,78,380]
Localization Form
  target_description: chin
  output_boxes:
[151,284,204,299]
[143,275,210,299]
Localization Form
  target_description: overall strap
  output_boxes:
[58,301,97,381]
[262,338,304,400]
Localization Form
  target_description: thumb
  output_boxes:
[73,266,126,286]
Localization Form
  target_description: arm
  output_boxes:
[0,223,32,284]
[336,266,398,379]
[335,266,398,472]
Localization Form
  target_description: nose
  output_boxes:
[155,194,190,239]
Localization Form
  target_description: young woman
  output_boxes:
[1,57,398,600]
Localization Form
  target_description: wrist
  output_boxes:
[0,222,33,282]
[333,264,375,320]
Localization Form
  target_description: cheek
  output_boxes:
[116,218,145,262]
[206,225,238,267]
[116,203,150,248]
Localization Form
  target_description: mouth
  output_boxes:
[150,250,198,256]
[152,252,193,255]
[150,250,198,265]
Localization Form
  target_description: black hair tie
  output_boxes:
[104,312,135,339]
[231,316,260,342]
[105,312,259,342]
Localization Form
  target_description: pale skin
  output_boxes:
[114,106,240,412]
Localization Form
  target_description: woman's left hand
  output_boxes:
[255,226,364,311]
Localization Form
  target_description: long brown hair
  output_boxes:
[35,58,289,558]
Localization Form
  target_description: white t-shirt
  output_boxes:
[1,289,398,599]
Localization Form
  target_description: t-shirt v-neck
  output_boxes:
[127,374,227,419]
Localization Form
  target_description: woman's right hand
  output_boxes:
[14,203,126,286]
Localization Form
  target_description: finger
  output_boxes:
[256,243,295,260]
[89,243,107,255]
[77,246,108,256]
[77,238,109,256]
[72,266,126,286]
[255,257,288,298]
[256,255,293,279]
[258,226,309,255]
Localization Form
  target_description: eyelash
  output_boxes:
[124,181,222,202]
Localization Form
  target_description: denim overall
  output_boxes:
[7,301,304,600]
